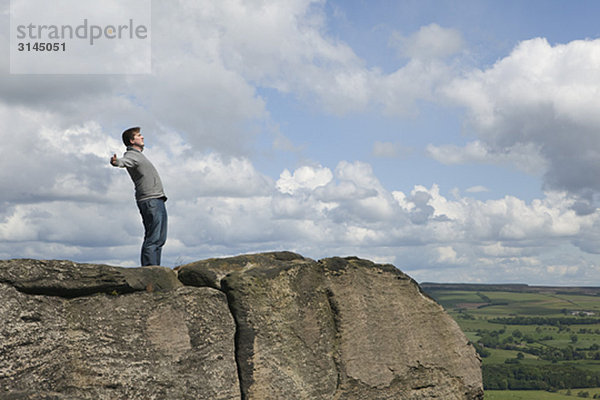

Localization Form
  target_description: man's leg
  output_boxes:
[138,198,168,266]
[155,199,168,264]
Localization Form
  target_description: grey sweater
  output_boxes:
[113,147,167,202]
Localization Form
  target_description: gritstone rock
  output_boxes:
[1,253,483,399]
[179,252,483,399]
[0,260,238,400]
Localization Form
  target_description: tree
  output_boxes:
[571,334,579,344]
[512,329,523,338]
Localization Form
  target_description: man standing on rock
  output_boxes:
[110,127,167,266]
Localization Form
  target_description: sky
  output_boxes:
[2,0,600,285]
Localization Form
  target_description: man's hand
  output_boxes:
[110,154,118,166]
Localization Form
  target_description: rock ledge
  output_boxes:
[0,253,483,400]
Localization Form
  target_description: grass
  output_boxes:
[444,291,600,318]
[485,389,600,399]
[422,284,600,394]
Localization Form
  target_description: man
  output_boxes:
[110,127,167,266]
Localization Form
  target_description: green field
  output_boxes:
[486,388,600,399]
[421,284,600,396]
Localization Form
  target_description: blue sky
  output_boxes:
[253,0,600,201]
[2,0,600,285]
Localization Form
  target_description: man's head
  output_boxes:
[122,127,144,150]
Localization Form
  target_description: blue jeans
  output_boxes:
[137,197,167,266]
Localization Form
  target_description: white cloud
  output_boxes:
[276,165,333,194]
[442,37,600,197]
[390,23,465,60]
[160,151,274,199]
[0,105,120,204]
[481,242,527,257]
[426,140,547,175]
[466,186,489,194]
[436,246,458,264]
[161,2,459,116]
[1,2,465,155]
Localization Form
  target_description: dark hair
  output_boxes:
[122,127,141,146]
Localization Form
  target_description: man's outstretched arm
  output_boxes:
[110,153,137,168]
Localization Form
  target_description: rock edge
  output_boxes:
[1,252,483,400]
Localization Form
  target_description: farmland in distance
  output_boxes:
[421,283,600,398]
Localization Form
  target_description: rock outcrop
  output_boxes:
[1,253,483,399]
[0,260,238,400]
